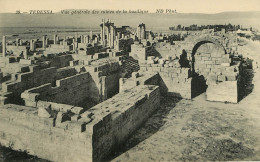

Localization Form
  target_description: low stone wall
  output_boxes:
[0,85,160,162]
[21,72,94,108]
[139,62,192,99]
[206,80,238,103]
[0,104,93,162]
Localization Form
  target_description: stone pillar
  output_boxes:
[81,35,84,43]
[42,36,46,49]
[117,32,120,39]
[85,35,89,44]
[56,36,59,44]
[46,38,49,47]
[75,33,78,42]
[30,40,34,51]
[113,26,116,45]
[100,25,103,42]
[142,25,146,40]
[106,26,109,47]
[110,26,113,48]
[100,19,103,43]
[19,39,23,46]
[137,26,140,39]
[53,34,57,44]
[63,39,66,47]
[72,43,75,51]
[24,50,28,59]
[16,38,19,46]
[102,19,105,42]
[2,36,6,57]
[90,31,93,40]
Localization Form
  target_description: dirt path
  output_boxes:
[111,39,260,161]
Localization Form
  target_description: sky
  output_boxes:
[0,0,260,14]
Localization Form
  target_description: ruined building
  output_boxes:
[0,20,252,162]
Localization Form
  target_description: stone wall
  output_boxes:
[21,59,121,107]
[0,60,77,105]
[0,72,11,84]
[0,104,93,162]
[6,45,28,56]
[21,72,95,108]
[139,61,192,99]
[0,56,20,68]
[206,80,238,103]
[1,67,57,105]
[0,85,160,162]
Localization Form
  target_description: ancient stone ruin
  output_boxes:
[0,20,254,161]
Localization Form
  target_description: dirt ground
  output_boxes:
[0,39,260,162]
[109,39,260,162]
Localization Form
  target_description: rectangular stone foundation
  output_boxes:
[0,85,160,162]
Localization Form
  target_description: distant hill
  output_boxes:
[0,11,260,30]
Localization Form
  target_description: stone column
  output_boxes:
[85,35,89,44]
[110,25,114,48]
[19,39,23,46]
[117,32,120,39]
[75,33,78,42]
[42,36,46,49]
[81,35,84,43]
[142,25,146,40]
[72,43,75,51]
[2,36,6,57]
[90,31,93,40]
[56,36,59,44]
[137,26,140,39]
[16,38,19,46]
[63,39,66,47]
[106,26,109,47]
[24,49,28,59]
[102,19,105,42]
[46,38,49,47]
[30,40,34,51]
[53,34,57,44]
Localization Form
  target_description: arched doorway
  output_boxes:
[191,38,227,98]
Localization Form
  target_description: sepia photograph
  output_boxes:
[0,0,259,161]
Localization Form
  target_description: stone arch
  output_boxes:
[192,36,227,56]
[191,36,227,73]
[190,36,228,98]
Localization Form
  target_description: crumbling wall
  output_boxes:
[21,72,95,108]
[139,61,192,99]
[0,56,20,68]
[0,85,160,162]
[6,45,28,56]
[0,65,78,105]
[48,54,73,68]
[91,86,160,161]
[1,67,57,105]
[0,104,93,162]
